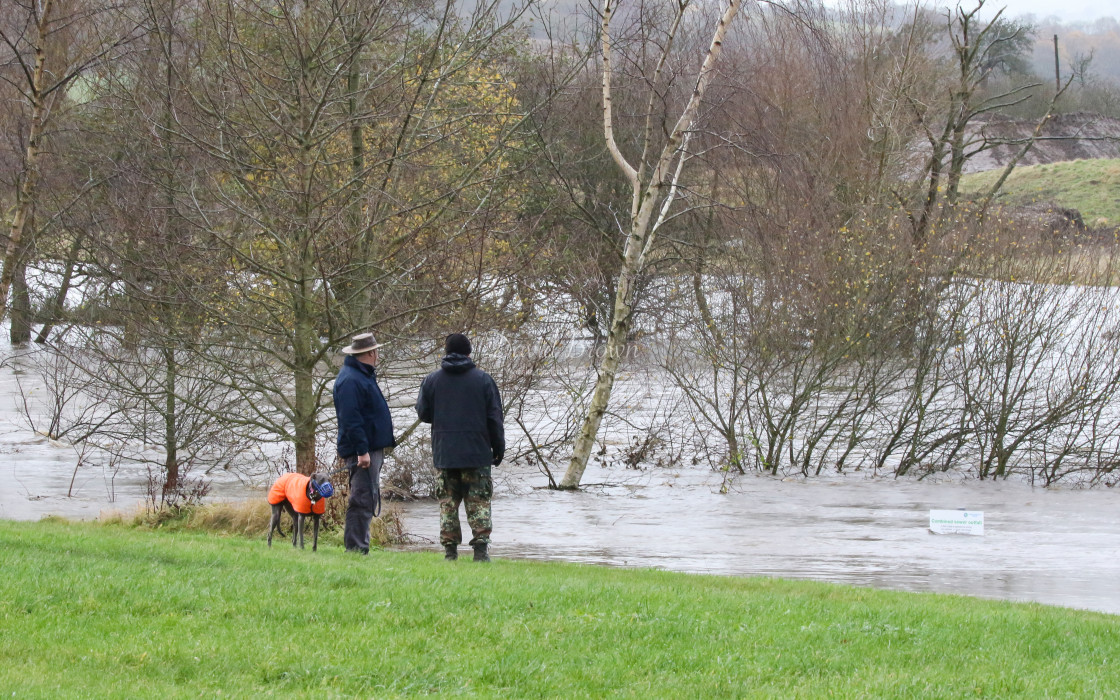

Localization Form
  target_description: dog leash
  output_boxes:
[335,457,382,518]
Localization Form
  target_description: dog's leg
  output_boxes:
[311,514,320,552]
[283,502,299,547]
[297,513,305,549]
[268,504,283,547]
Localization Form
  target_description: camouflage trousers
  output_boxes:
[436,466,492,547]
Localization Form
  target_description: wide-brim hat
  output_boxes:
[341,332,385,355]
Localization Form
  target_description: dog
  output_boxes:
[267,472,334,551]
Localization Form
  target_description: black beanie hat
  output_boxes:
[444,333,471,356]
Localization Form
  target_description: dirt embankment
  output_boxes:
[964,112,1120,173]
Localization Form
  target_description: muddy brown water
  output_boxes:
[398,465,1120,616]
[2,343,1118,616]
[4,448,1119,615]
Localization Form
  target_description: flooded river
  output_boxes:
[2,344,1118,616]
[5,430,1119,615]
[400,464,1120,616]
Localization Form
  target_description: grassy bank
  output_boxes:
[962,158,1120,225]
[1,520,1117,698]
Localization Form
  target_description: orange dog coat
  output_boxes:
[267,473,326,515]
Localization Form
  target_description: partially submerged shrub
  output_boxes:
[381,441,438,500]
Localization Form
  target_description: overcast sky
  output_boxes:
[948,0,1115,24]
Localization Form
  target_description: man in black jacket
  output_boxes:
[416,333,504,562]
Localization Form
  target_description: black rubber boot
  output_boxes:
[444,544,458,561]
[472,543,490,563]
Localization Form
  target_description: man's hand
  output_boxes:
[358,452,371,469]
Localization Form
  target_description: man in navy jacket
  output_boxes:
[416,333,504,562]
[334,332,395,554]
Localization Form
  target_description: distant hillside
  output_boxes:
[960,157,1120,229]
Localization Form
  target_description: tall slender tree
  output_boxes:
[560,0,746,488]
[0,0,139,337]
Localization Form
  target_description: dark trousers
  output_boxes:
[344,450,383,553]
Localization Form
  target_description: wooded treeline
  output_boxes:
[2,0,1118,499]
[1030,16,1120,110]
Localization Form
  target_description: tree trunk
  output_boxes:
[162,348,179,496]
[560,0,742,489]
[293,267,320,475]
[9,258,32,345]
[559,271,637,488]
[9,206,34,345]
[293,360,318,475]
[35,234,83,344]
[0,0,53,322]
[344,15,373,329]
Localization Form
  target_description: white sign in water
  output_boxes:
[929,510,984,536]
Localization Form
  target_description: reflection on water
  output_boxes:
[398,465,1120,616]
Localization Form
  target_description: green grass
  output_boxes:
[1,519,1117,698]
[961,158,1120,226]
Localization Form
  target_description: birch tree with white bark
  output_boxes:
[559,0,747,489]
[0,0,139,335]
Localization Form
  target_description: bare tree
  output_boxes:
[137,0,536,473]
[893,1,1071,321]
[0,0,139,334]
[950,249,1120,483]
[560,0,746,489]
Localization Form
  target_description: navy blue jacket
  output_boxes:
[416,354,504,469]
[334,355,395,457]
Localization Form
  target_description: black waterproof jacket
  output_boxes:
[416,354,505,469]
